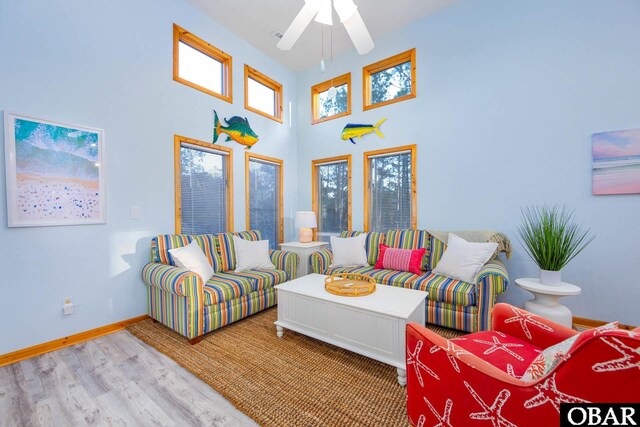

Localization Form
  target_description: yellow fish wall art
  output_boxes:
[341,118,386,144]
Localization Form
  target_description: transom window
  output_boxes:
[244,65,283,123]
[311,73,351,124]
[363,49,416,111]
[246,153,283,249]
[173,24,232,103]
[312,155,352,243]
[175,135,233,234]
[364,145,417,232]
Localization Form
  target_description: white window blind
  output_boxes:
[367,151,413,232]
[249,158,281,249]
[180,143,228,234]
[316,160,349,243]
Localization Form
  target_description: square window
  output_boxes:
[311,73,351,124]
[173,24,232,103]
[245,65,283,122]
[363,49,416,110]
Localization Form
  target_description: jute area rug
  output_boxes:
[127,308,464,427]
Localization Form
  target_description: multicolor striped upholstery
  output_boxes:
[384,229,431,270]
[339,231,385,265]
[324,265,375,276]
[151,234,222,272]
[203,273,257,306]
[204,287,277,333]
[218,230,263,271]
[269,250,298,280]
[411,272,476,306]
[228,269,288,290]
[306,229,510,333]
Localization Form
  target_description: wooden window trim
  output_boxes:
[173,24,233,103]
[363,144,417,232]
[174,135,234,234]
[245,152,284,244]
[311,73,352,125]
[311,155,352,240]
[244,64,283,123]
[362,48,416,111]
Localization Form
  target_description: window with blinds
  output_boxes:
[247,154,283,249]
[312,156,351,243]
[177,139,231,234]
[365,146,416,232]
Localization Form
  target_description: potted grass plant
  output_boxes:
[518,205,595,286]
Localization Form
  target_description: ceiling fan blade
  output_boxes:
[277,0,322,51]
[341,9,374,55]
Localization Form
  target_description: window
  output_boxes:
[364,145,417,232]
[246,153,283,249]
[363,48,416,111]
[173,24,232,103]
[311,73,351,124]
[244,65,283,123]
[312,155,352,243]
[175,135,233,234]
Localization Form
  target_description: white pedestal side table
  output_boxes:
[279,241,329,278]
[515,278,581,328]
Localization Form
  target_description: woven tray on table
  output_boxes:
[324,273,376,297]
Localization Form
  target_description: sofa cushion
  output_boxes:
[412,272,476,306]
[203,273,257,306]
[324,265,376,276]
[218,230,263,271]
[384,229,431,271]
[339,231,385,266]
[152,234,222,272]
[229,269,287,290]
[364,268,421,288]
[451,331,543,378]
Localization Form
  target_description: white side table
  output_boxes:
[515,278,581,328]
[279,241,329,278]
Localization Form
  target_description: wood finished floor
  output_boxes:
[0,331,258,426]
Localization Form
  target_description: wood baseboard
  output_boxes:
[0,314,149,367]
[573,316,636,331]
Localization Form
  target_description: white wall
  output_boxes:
[0,0,298,353]
[295,0,640,325]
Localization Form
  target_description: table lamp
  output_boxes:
[295,211,317,243]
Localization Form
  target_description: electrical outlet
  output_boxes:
[63,296,73,305]
[63,297,75,316]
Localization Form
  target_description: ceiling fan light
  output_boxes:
[314,0,333,25]
[333,0,357,22]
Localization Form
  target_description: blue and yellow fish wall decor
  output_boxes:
[213,110,259,149]
[341,118,386,144]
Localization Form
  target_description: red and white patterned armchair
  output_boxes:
[406,303,640,427]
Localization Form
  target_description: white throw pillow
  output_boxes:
[168,240,214,283]
[233,236,275,272]
[432,233,498,283]
[330,234,368,268]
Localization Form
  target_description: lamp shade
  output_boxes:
[295,211,317,228]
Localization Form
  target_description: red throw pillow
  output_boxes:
[374,244,426,275]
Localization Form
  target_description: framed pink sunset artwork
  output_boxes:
[592,128,640,195]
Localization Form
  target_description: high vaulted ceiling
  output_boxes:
[185,0,456,72]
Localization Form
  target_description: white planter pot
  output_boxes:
[539,269,562,286]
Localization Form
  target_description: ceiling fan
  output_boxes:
[277,0,374,55]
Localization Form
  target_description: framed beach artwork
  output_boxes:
[592,128,640,195]
[4,112,106,227]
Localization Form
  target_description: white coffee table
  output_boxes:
[515,278,581,328]
[274,273,427,386]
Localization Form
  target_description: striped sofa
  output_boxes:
[141,230,298,343]
[309,230,509,333]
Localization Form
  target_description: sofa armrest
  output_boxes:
[309,249,333,274]
[474,259,510,331]
[492,303,577,347]
[141,262,203,297]
[269,249,299,280]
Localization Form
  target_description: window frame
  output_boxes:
[363,144,417,232]
[173,24,233,103]
[311,155,352,241]
[244,65,283,123]
[174,134,234,234]
[245,152,284,245]
[311,72,352,124]
[362,48,416,111]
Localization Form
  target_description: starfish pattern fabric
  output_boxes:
[592,336,640,372]
[503,306,554,340]
[464,381,517,427]
[524,374,588,412]
[407,340,439,386]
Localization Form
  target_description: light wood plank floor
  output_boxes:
[0,330,258,426]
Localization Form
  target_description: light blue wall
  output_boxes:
[296,0,640,325]
[0,0,298,353]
